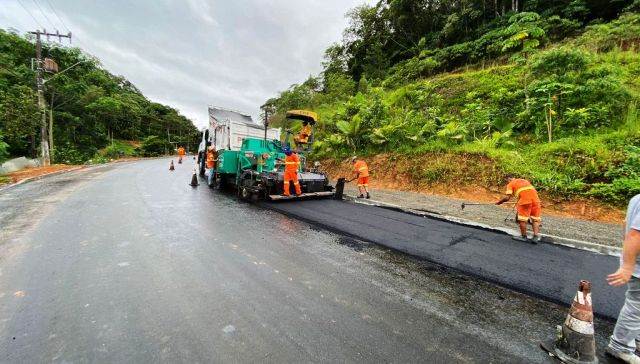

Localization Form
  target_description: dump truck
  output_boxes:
[202,108,335,200]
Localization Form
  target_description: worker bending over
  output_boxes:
[496,176,541,242]
[352,156,370,199]
[206,146,218,187]
[294,121,311,147]
[177,145,185,163]
[281,147,301,196]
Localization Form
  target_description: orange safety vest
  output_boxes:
[207,151,216,168]
[505,178,540,205]
[299,125,311,141]
[284,153,300,172]
[353,160,369,177]
[177,147,185,156]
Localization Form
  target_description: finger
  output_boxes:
[610,277,628,286]
[608,275,624,283]
[607,277,622,285]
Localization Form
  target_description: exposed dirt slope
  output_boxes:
[321,154,625,224]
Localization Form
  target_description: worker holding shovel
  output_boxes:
[351,157,370,199]
[496,176,542,242]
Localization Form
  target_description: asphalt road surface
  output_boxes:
[263,200,625,318]
[0,158,618,363]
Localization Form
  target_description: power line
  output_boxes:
[16,0,45,29]
[38,0,92,54]
[43,0,71,33]
[31,0,58,30]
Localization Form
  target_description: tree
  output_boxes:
[502,12,546,108]
[0,130,9,162]
[0,86,39,157]
[336,116,363,152]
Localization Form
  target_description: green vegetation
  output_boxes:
[0,29,198,164]
[0,130,8,161]
[100,139,138,159]
[264,1,640,205]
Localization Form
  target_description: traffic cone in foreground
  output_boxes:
[541,280,598,364]
[169,160,175,171]
[189,169,199,187]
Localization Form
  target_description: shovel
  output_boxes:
[460,202,515,210]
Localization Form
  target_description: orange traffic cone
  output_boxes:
[541,280,598,364]
[169,160,175,171]
[189,169,199,187]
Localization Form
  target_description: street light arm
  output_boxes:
[43,59,90,84]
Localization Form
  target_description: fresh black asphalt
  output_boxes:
[263,199,625,319]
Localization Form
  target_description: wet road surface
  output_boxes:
[263,200,625,318]
[0,158,618,363]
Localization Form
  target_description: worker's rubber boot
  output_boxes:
[357,194,365,199]
[366,192,370,199]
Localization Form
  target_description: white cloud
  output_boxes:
[0,0,375,128]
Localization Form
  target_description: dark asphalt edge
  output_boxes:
[258,199,617,321]
[344,195,622,257]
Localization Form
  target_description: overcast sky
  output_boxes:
[1,0,373,127]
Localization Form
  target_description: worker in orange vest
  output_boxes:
[294,121,312,146]
[352,156,370,199]
[206,146,218,186]
[280,147,302,196]
[177,145,185,163]
[497,176,542,243]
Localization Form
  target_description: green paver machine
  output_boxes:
[212,110,335,201]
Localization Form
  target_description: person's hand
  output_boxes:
[608,267,634,286]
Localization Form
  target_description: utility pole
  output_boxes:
[263,109,268,141]
[49,91,54,155]
[29,29,72,166]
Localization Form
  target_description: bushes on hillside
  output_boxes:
[267,11,640,205]
[0,131,9,163]
[589,146,640,204]
[136,136,169,157]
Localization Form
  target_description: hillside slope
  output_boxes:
[265,8,640,207]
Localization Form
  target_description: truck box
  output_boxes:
[205,106,281,152]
